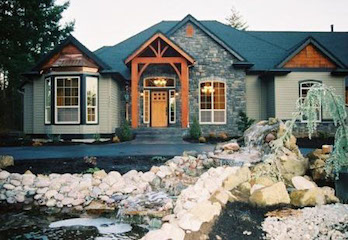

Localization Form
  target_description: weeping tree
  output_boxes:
[272,83,348,179]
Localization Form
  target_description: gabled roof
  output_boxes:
[32,35,110,71]
[167,14,245,61]
[124,32,195,64]
[276,37,345,68]
[94,14,348,79]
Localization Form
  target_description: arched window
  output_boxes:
[199,81,226,124]
[299,80,322,122]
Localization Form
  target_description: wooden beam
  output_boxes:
[169,62,181,79]
[149,45,159,57]
[133,57,187,64]
[125,33,194,64]
[138,63,150,78]
[181,61,189,128]
[131,61,139,128]
[160,45,169,57]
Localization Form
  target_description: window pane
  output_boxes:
[170,90,175,123]
[213,82,225,110]
[56,77,80,123]
[200,82,212,110]
[86,77,98,123]
[200,110,212,122]
[57,108,78,122]
[144,77,175,88]
[45,108,51,123]
[143,90,150,123]
[214,111,225,123]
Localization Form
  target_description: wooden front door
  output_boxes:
[151,91,168,127]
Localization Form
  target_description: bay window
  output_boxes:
[199,81,226,124]
[45,78,51,124]
[86,76,98,123]
[55,76,80,124]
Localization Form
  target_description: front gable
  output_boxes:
[31,35,110,73]
[284,43,336,68]
[278,37,345,69]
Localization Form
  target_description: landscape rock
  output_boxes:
[223,142,240,151]
[223,166,251,191]
[0,170,10,180]
[0,155,14,169]
[290,187,325,207]
[189,200,221,222]
[178,213,203,232]
[249,182,290,207]
[93,170,107,179]
[291,176,317,190]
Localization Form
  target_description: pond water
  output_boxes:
[0,204,148,240]
[4,156,171,175]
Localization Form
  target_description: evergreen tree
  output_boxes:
[226,6,248,30]
[0,0,74,131]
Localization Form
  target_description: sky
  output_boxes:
[57,0,348,51]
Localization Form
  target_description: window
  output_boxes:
[86,76,98,123]
[45,78,51,124]
[300,81,321,122]
[144,77,175,88]
[199,81,226,124]
[55,76,80,124]
[169,90,176,123]
[143,90,150,123]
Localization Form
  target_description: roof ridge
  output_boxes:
[211,21,289,51]
[248,30,348,34]
[95,21,177,53]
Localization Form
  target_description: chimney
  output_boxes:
[331,24,334,32]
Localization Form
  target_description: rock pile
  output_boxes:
[262,203,348,240]
[307,147,332,181]
[141,166,242,240]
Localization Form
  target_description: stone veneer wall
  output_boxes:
[170,23,246,135]
[292,121,338,138]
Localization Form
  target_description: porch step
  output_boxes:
[132,128,186,144]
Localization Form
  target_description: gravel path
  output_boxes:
[262,204,348,240]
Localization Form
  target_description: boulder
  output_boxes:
[0,170,10,180]
[277,148,308,183]
[161,223,185,240]
[223,142,240,151]
[250,184,265,195]
[322,145,333,154]
[253,176,275,187]
[211,189,230,205]
[189,200,221,223]
[265,133,276,143]
[3,184,15,190]
[141,172,156,183]
[290,187,326,207]
[46,199,56,207]
[93,170,107,179]
[35,178,51,188]
[178,213,203,232]
[223,167,251,191]
[249,182,290,207]
[0,155,14,169]
[291,176,317,190]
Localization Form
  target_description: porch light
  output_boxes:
[201,85,214,94]
[140,92,144,97]
[154,78,167,87]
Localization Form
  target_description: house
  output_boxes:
[22,15,348,138]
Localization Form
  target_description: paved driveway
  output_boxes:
[0,142,215,160]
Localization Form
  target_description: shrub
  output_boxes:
[208,132,216,139]
[219,132,228,140]
[47,134,61,144]
[199,136,207,143]
[189,117,202,140]
[84,167,100,174]
[93,133,101,142]
[237,111,255,133]
[118,121,133,142]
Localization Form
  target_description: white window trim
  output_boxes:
[300,81,322,123]
[169,90,176,124]
[143,76,176,89]
[54,76,81,124]
[143,90,150,124]
[86,76,98,124]
[199,80,227,125]
[44,78,51,124]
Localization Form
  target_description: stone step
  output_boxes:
[132,128,185,143]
